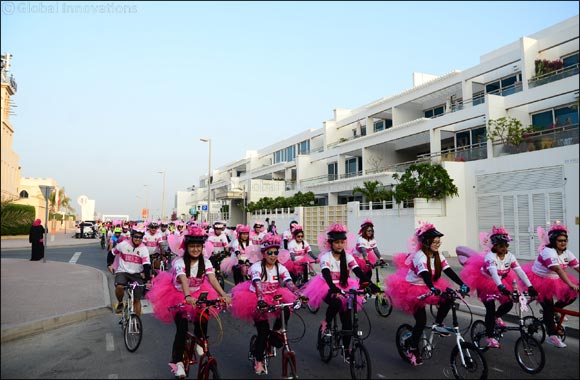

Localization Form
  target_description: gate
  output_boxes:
[302,205,348,250]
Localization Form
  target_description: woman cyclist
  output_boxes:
[353,219,385,277]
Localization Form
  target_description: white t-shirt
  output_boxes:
[172,257,215,292]
[355,236,377,258]
[249,261,292,293]
[319,251,359,284]
[288,239,312,260]
[230,239,253,261]
[143,230,163,256]
[113,240,151,274]
[532,247,579,279]
[208,233,229,255]
[405,250,450,285]
[480,251,520,279]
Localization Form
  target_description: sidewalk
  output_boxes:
[1,231,110,343]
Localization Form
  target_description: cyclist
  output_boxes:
[107,227,125,253]
[228,224,260,285]
[283,224,318,283]
[230,233,304,375]
[143,222,165,275]
[107,227,151,315]
[250,220,266,246]
[282,220,299,250]
[301,223,379,362]
[159,222,171,254]
[460,226,537,348]
[523,221,579,348]
[354,219,385,277]
[146,226,230,378]
[385,221,469,366]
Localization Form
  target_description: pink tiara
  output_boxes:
[548,221,568,234]
[261,233,281,246]
[186,226,205,237]
[292,224,304,233]
[415,220,435,237]
[491,226,510,236]
[327,223,348,234]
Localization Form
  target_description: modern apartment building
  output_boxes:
[1,52,21,201]
[184,15,579,258]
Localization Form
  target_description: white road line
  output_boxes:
[69,252,82,264]
[106,333,115,351]
[491,367,504,373]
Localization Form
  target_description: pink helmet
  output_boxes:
[489,226,512,245]
[261,233,282,253]
[236,224,251,234]
[291,224,304,236]
[358,219,374,235]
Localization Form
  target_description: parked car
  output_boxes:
[75,221,96,238]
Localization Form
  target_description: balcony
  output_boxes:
[528,63,579,88]
[416,142,488,163]
[493,123,579,156]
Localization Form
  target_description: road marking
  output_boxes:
[141,299,152,314]
[107,375,119,379]
[69,252,82,264]
[491,367,504,373]
[106,333,115,351]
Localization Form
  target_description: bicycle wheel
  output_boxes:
[469,320,489,352]
[458,302,473,336]
[287,311,306,343]
[374,294,393,317]
[450,341,487,380]
[317,329,333,363]
[350,342,371,380]
[123,314,143,352]
[357,308,371,340]
[200,358,220,380]
[282,350,298,380]
[522,316,546,343]
[395,324,413,362]
[515,336,545,374]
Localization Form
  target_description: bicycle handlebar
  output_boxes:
[168,298,227,311]
[417,287,469,300]
[124,281,147,290]
[256,298,304,313]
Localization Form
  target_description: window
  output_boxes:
[298,140,310,155]
[374,120,384,132]
[485,74,521,96]
[328,162,337,181]
[456,131,470,148]
[531,104,579,130]
[360,125,366,136]
[19,190,28,198]
[424,105,445,118]
[345,157,359,177]
[456,126,487,148]
[562,52,579,68]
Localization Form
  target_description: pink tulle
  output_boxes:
[300,275,362,311]
[456,246,480,267]
[392,253,410,271]
[277,249,291,264]
[203,241,213,259]
[229,281,296,323]
[145,271,219,323]
[385,271,451,314]
[220,255,237,275]
[460,253,516,303]
[522,263,579,303]
[167,234,184,256]
[245,245,263,264]
[282,260,297,276]
[536,226,549,253]
[353,251,377,273]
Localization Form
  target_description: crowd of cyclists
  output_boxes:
[97,217,579,378]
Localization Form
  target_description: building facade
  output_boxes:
[1,52,21,201]
[184,15,579,257]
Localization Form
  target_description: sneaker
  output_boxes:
[195,343,204,356]
[254,360,266,375]
[546,335,567,348]
[405,348,423,366]
[432,323,450,336]
[115,302,124,314]
[173,361,186,378]
[343,349,352,364]
[486,337,501,348]
[320,320,331,336]
[495,317,507,328]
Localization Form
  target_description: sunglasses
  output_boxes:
[367,229,374,233]
[266,250,280,256]
[556,239,568,243]
[295,235,304,238]
[133,235,144,240]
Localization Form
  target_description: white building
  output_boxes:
[182,15,579,258]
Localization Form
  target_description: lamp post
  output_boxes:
[158,171,166,221]
[200,138,212,223]
[143,184,150,220]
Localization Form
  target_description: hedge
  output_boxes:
[0,203,36,235]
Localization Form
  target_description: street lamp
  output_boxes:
[200,138,212,223]
[158,171,166,221]
[143,184,150,220]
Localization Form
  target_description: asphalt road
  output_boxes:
[2,244,579,379]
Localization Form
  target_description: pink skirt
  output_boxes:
[284,255,316,276]
[522,263,579,303]
[220,255,237,275]
[460,254,516,303]
[385,271,451,314]
[300,275,363,311]
[229,280,296,323]
[145,271,220,323]
[353,251,377,273]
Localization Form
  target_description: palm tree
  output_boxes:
[49,188,75,216]
[352,180,392,202]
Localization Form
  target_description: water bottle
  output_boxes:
[512,279,518,300]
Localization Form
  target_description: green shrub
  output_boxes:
[0,203,36,235]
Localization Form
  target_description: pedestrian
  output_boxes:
[29,218,45,261]
[522,221,579,348]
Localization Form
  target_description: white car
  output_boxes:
[75,222,96,238]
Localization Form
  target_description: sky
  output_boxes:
[2,1,578,220]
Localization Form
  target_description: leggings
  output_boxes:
[409,298,453,349]
[484,300,513,336]
[253,308,290,361]
[324,293,353,349]
[171,311,209,364]
[540,297,577,336]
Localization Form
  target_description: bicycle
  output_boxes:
[209,252,228,290]
[100,233,106,250]
[248,295,304,379]
[368,262,393,317]
[429,297,473,336]
[395,288,487,380]
[119,281,147,352]
[470,283,545,374]
[294,261,320,314]
[532,303,579,344]
[169,294,227,379]
[317,287,373,380]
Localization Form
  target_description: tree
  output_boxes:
[352,180,392,202]
[486,116,536,146]
[391,163,458,203]
[49,187,75,216]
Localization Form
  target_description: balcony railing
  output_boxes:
[528,63,579,88]
[493,123,579,157]
[416,142,488,162]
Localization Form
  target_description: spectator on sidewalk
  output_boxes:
[29,219,45,261]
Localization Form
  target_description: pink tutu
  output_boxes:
[220,255,237,275]
[385,271,451,314]
[284,255,316,276]
[146,271,220,323]
[460,253,516,303]
[392,253,410,271]
[300,275,363,311]
[230,280,296,323]
[522,263,579,303]
[353,251,377,273]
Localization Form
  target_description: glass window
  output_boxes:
[486,81,500,95]
[434,106,444,116]
[472,127,487,145]
[328,162,337,181]
[562,53,579,68]
[374,120,384,132]
[554,106,578,127]
[473,91,485,105]
[385,119,393,129]
[456,131,470,147]
[361,125,366,136]
[424,109,433,118]
[298,140,310,154]
[345,158,358,176]
[531,110,554,131]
